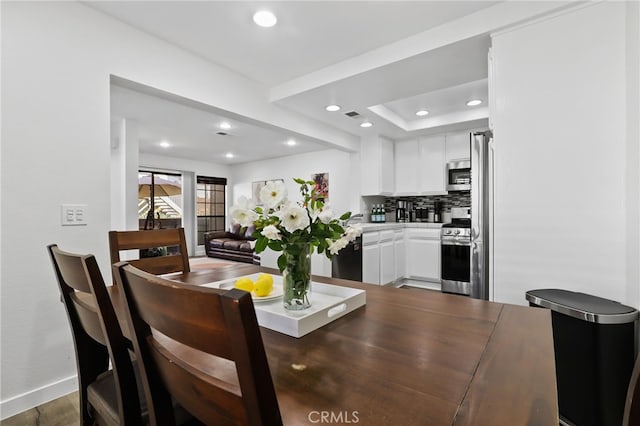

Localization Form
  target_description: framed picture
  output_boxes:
[311,173,329,200]
[252,179,284,205]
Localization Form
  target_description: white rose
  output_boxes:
[234,195,255,210]
[344,224,363,241]
[261,224,282,241]
[327,237,349,255]
[279,204,310,233]
[230,207,258,227]
[260,180,287,210]
[318,207,334,224]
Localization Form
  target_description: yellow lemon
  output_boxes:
[253,274,274,297]
[257,273,274,287]
[234,277,254,293]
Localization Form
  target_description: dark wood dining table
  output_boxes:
[110,263,558,425]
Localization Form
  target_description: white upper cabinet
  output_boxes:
[445,132,470,162]
[361,136,394,196]
[394,139,420,195]
[419,136,446,195]
[394,135,446,195]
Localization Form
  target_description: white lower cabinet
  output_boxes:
[394,230,406,281]
[406,228,441,282]
[362,230,396,285]
[379,231,395,285]
[363,227,440,285]
[362,232,380,284]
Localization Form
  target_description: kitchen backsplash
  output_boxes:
[384,191,471,212]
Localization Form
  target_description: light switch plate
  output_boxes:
[61,204,88,226]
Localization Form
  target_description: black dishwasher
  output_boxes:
[331,236,362,281]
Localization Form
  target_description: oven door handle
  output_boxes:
[441,239,471,247]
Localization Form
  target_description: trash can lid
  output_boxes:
[525,289,639,324]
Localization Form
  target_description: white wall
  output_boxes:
[491,2,638,306]
[0,2,355,417]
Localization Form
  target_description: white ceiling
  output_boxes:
[94,1,500,163]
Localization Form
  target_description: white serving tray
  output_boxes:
[202,273,366,338]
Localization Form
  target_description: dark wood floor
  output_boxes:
[1,392,79,425]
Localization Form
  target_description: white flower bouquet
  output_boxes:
[230,178,362,268]
[230,178,362,309]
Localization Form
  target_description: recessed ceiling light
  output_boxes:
[253,10,277,27]
[219,122,231,130]
[225,152,234,159]
[360,121,373,128]
[415,110,429,117]
[466,99,482,106]
[325,105,341,112]
[286,139,297,146]
[159,141,170,148]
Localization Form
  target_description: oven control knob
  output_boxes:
[454,229,460,235]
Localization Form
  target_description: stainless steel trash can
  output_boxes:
[526,289,638,426]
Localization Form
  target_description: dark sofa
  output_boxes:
[203,224,260,264]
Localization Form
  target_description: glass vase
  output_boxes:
[282,243,312,310]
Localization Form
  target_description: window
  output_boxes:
[138,171,183,230]
[196,176,227,245]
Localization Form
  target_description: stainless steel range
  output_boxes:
[441,210,472,296]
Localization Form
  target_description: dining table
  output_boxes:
[109,263,558,425]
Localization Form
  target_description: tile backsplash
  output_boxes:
[384,191,470,211]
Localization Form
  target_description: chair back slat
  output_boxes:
[116,262,282,426]
[69,292,107,346]
[150,342,246,424]
[48,244,143,425]
[115,266,234,359]
[128,255,188,277]
[109,228,190,275]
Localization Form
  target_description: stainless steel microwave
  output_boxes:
[446,160,471,191]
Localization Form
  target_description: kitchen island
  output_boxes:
[154,264,559,425]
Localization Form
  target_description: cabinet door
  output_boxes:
[406,239,440,282]
[394,139,419,195]
[406,229,441,282]
[445,132,470,161]
[419,136,446,194]
[380,240,395,285]
[380,138,395,194]
[362,244,380,285]
[394,231,406,281]
[361,136,394,196]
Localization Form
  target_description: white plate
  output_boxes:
[216,278,283,302]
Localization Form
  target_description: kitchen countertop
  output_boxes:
[360,222,444,232]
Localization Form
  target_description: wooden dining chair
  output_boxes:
[48,244,144,425]
[109,228,190,275]
[623,354,640,425]
[114,262,282,426]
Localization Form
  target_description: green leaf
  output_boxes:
[277,253,287,272]
[254,237,268,253]
[268,240,283,251]
[340,211,352,220]
[255,206,263,214]
[330,223,345,234]
[293,177,306,185]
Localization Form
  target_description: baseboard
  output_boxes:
[1,375,78,420]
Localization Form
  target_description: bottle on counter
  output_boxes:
[381,204,386,222]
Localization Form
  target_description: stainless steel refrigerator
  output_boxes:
[470,130,492,300]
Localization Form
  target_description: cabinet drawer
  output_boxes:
[405,228,441,240]
[379,230,394,243]
[362,232,379,246]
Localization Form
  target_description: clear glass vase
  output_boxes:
[282,243,311,310]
